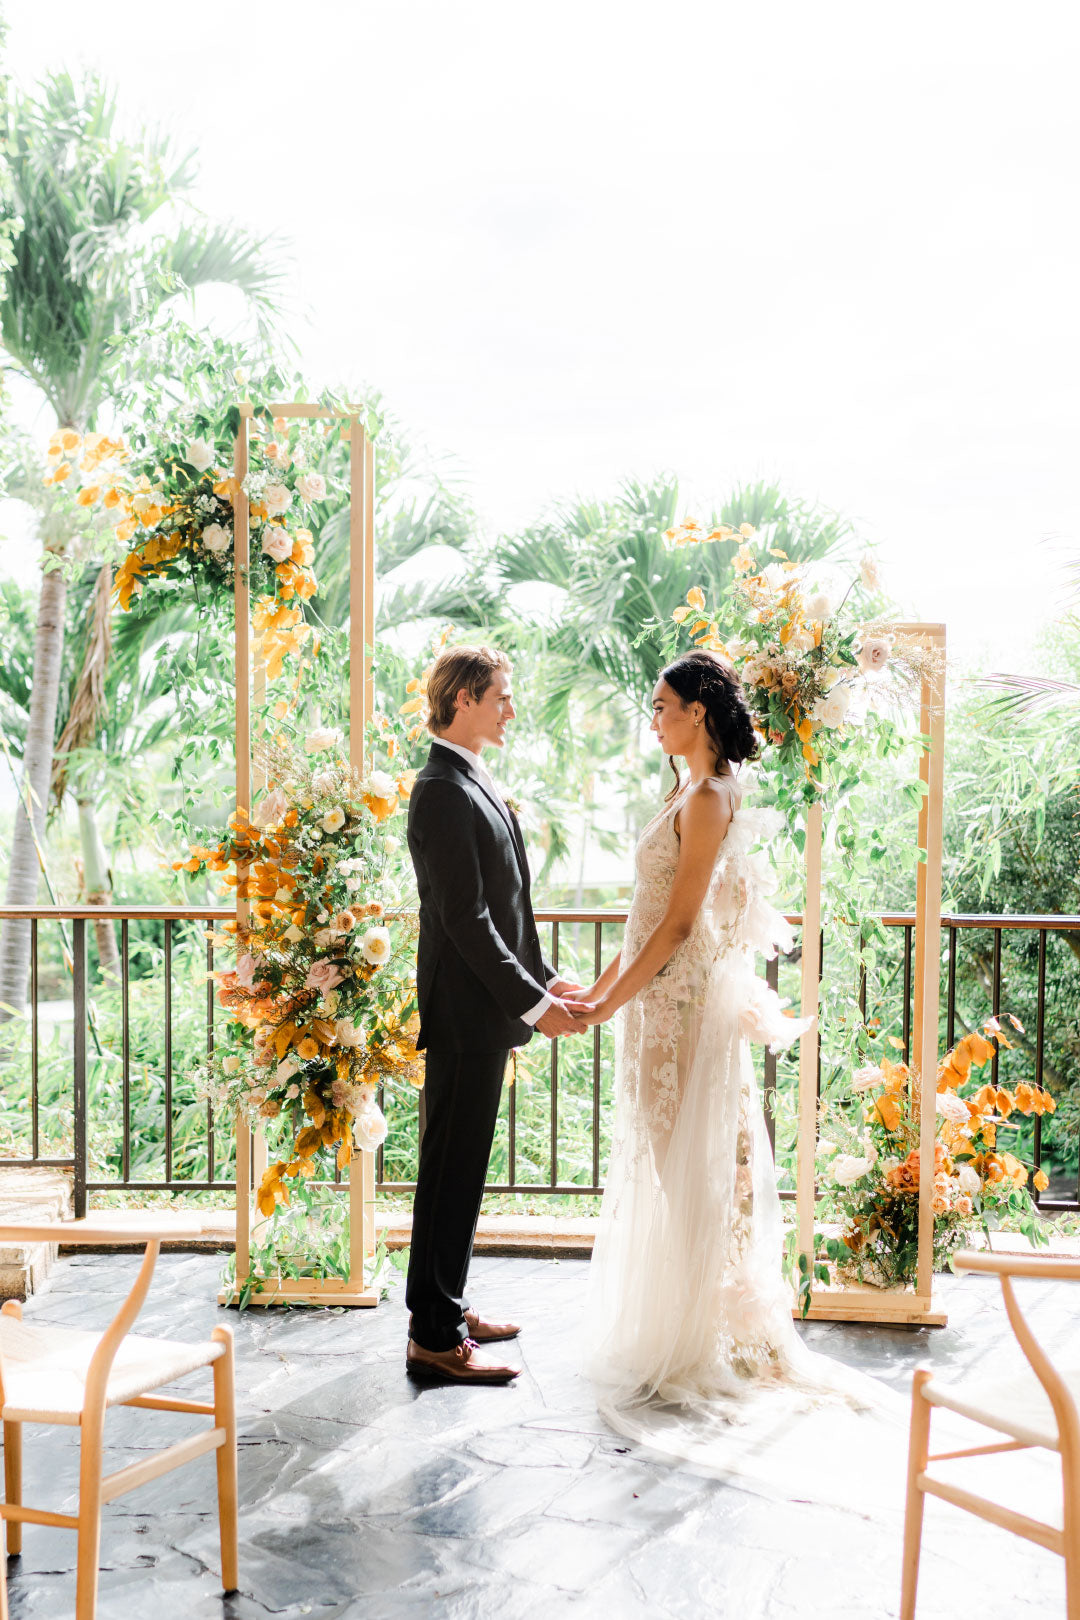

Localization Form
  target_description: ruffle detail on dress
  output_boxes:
[729,960,814,1052]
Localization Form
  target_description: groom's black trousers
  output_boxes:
[405,1047,509,1352]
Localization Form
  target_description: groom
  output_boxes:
[405,644,589,1383]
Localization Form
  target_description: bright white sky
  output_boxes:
[3,0,1078,672]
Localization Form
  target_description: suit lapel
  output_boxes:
[428,743,530,886]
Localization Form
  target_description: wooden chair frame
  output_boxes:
[0,1223,238,1620]
[901,1248,1079,1619]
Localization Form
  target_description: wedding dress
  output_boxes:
[584,776,1059,1525]
[583,777,900,1506]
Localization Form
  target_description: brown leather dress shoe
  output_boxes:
[406,1337,519,1384]
[464,1309,521,1343]
[408,1310,522,1344]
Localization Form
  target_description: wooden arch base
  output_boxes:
[792,623,948,1328]
[219,402,379,1310]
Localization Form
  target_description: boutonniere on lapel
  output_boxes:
[502,794,522,819]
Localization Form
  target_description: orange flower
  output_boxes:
[1033,1168,1049,1192]
[873,1093,902,1132]
[297,1036,319,1061]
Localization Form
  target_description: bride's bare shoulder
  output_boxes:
[677,777,736,837]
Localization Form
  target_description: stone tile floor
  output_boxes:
[2,1251,1073,1618]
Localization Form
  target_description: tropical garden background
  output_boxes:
[0,31,1077,1238]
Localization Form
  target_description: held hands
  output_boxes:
[565,998,613,1027]
[536,998,594,1038]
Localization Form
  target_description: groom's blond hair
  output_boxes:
[426,645,512,734]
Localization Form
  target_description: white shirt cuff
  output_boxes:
[521,991,554,1026]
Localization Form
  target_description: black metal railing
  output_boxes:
[0,905,1076,1216]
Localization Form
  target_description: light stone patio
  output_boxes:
[0,1249,1071,1618]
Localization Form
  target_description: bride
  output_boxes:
[575,648,867,1496]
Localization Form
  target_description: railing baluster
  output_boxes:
[1034,928,1046,1207]
[508,1050,517,1189]
[902,925,913,1056]
[122,920,130,1183]
[205,919,215,1184]
[592,921,602,1189]
[764,955,778,1157]
[164,918,173,1184]
[549,920,559,1188]
[30,918,39,1160]
[991,926,1003,1088]
[72,920,88,1220]
[946,925,957,1048]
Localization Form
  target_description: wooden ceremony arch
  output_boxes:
[794,622,947,1326]
[222,402,379,1309]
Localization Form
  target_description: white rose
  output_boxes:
[222,1055,240,1075]
[367,770,396,799]
[353,1104,389,1152]
[305,727,343,755]
[283,924,303,943]
[382,835,400,855]
[833,1154,872,1188]
[312,770,336,796]
[857,634,894,676]
[819,665,843,690]
[296,472,326,505]
[804,593,832,620]
[786,625,815,652]
[253,786,289,827]
[321,807,346,833]
[261,527,292,562]
[334,1018,365,1047]
[936,1091,970,1125]
[851,1063,885,1093]
[201,523,231,554]
[859,555,882,592]
[763,563,791,593]
[346,875,364,892]
[264,481,293,518]
[814,686,852,728]
[313,928,335,948]
[186,437,215,473]
[361,925,391,966]
[958,1164,981,1196]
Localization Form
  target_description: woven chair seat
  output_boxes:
[0,1316,226,1425]
[921,1365,1080,1454]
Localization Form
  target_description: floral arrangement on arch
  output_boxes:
[813,1016,1053,1288]
[658,518,932,791]
[41,398,338,683]
[180,730,421,1223]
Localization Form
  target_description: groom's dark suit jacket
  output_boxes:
[408,741,555,1053]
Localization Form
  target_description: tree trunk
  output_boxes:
[0,561,68,1015]
[77,797,120,982]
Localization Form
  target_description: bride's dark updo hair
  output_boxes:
[661,649,760,800]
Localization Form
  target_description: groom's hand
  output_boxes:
[548,977,587,999]
[536,998,591,1038]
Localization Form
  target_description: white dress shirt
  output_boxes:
[431,737,556,1024]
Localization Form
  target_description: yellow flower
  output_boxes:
[51,461,72,483]
[1033,1167,1049,1192]
[60,428,80,451]
[76,485,101,507]
[671,605,690,623]
[686,586,706,611]
[738,522,756,538]
[297,1036,320,1061]
[115,517,138,543]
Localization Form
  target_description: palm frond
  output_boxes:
[977,673,1080,717]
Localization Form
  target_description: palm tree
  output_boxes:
[0,72,283,1010]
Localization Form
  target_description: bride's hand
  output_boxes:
[565,999,612,1027]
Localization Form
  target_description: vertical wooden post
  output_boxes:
[796,797,823,1264]
[233,412,252,1289]
[348,418,377,1284]
[914,631,946,1299]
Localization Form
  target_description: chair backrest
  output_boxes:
[953,1248,1080,1457]
[0,1226,164,1422]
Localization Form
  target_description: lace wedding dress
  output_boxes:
[583,777,895,1505]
